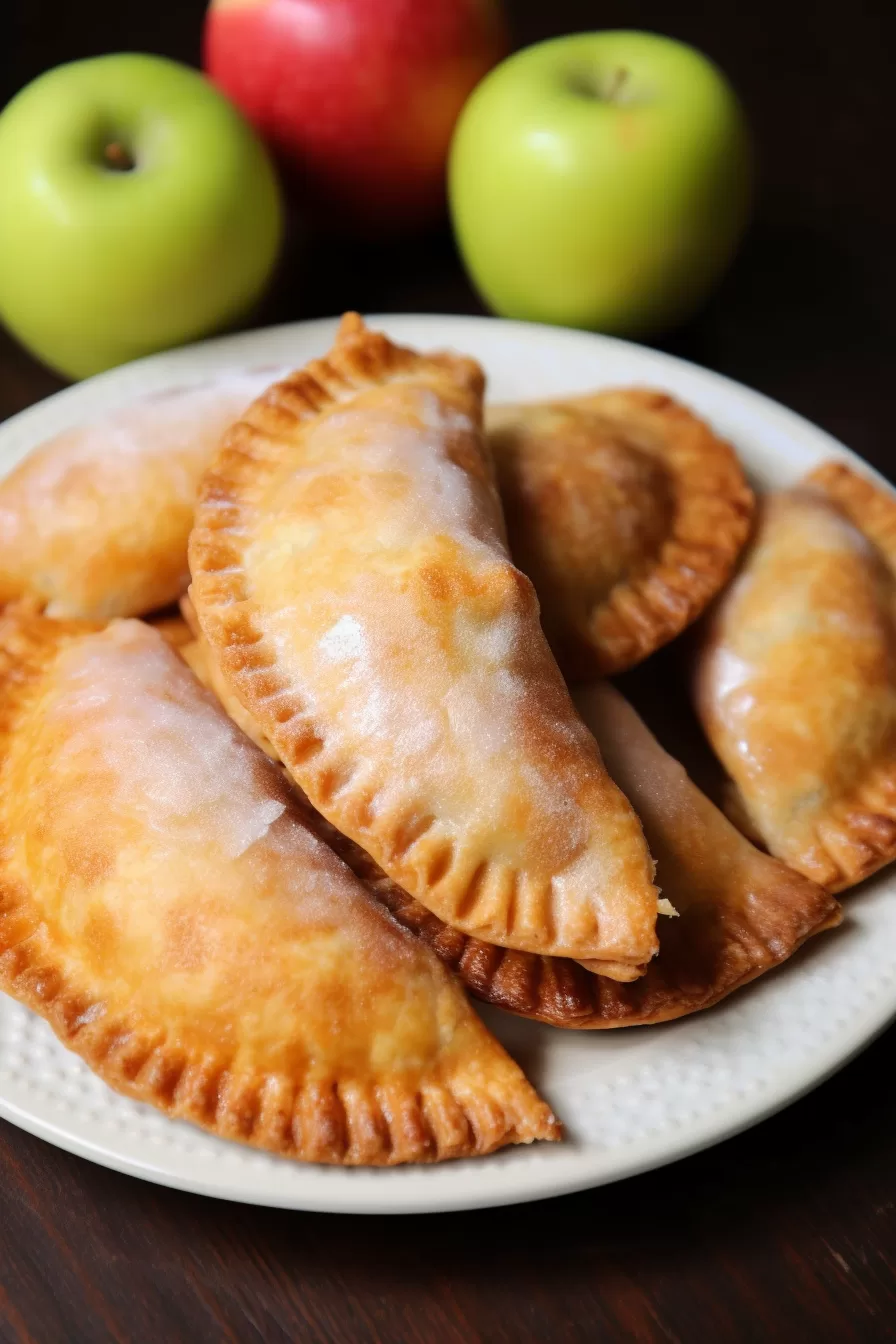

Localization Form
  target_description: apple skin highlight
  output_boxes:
[0,54,283,381]
[203,0,509,233]
[449,30,753,336]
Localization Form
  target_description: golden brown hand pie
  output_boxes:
[190,314,662,976]
[487,390,754,678]
[187,621,839,1027]
[0,606,558,1164]
[372,685,839,1026]
[696,464,896,891]
[0,370,286,621]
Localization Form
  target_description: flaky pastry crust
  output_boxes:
[0,372,285,620]
[189,314,661,973]
[0,606,558,1163]
[488,389,754,678]
[186,628,838,1028]
[335,694,839,1028]
[697,465,896,892]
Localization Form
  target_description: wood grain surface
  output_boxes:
[2,1,896,1340]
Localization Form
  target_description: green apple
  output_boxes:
[0,54,283,379]
[449,31,752,335]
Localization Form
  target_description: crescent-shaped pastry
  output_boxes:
[696,464,896,891]
[189,314,662,976]
[343,687,839,1028]
[487,390,754,678]
[0,607,558,1164]
[0,370,286,620]
[184,626,839,1028]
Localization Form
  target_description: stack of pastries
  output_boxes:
[2,313,894,1167]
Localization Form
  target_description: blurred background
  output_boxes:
[2,0,894,470]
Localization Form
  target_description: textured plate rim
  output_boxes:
[0,312,893,1215]
[0,972,893,1215]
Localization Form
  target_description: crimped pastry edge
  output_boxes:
[491,388,755,678]
[772,461,896,893]
[0,605,560,1164]
[188,314,659,971]
[183,627,840,1030]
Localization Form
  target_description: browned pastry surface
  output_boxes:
[488,389,754,678]
[186,629,838,1028]
[189,314,662,975]
[0,605,558,1164]
[696,463,896,892]
[0,373,284,619]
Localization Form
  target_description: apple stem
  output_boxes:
[568,64,632,104]
[604,67,630,102]
[103,141,135,172]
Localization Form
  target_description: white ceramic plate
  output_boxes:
[1,314,894,1216]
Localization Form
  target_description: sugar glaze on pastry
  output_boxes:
[190,315,663,976]
[0,608,558,1164]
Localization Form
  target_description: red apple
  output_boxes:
[203,0,508,233]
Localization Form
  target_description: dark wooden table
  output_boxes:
[3,2,896,1340]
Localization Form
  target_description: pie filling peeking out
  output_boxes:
[0,369,288,622]
[189,314,664,976]
[487,389,754,680]
[0,606,559,1165]
[696,462,896,893]
[183,630,840,1027]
